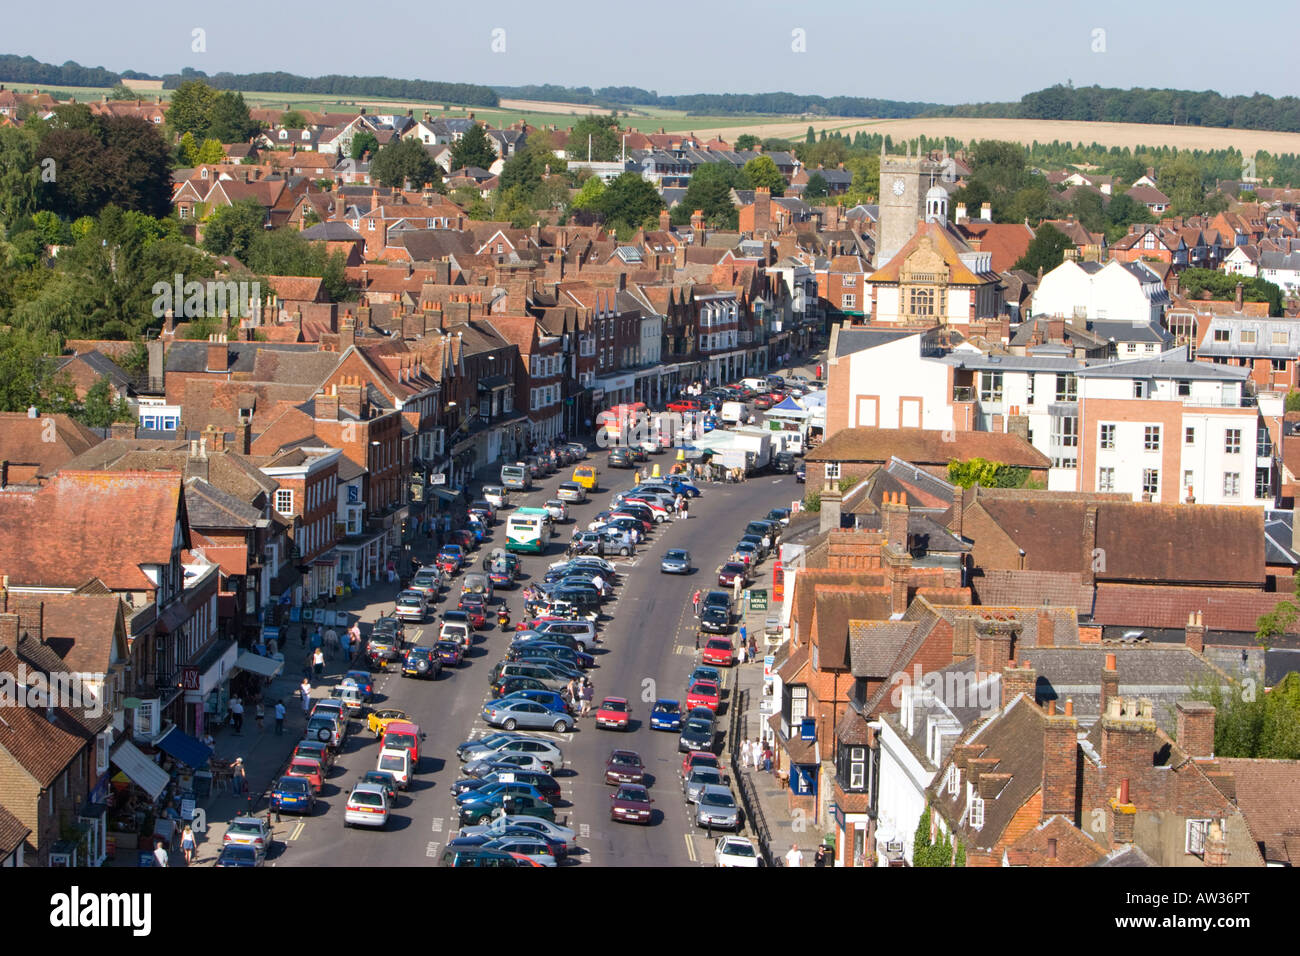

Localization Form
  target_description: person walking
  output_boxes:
[312,646,325,677]
[254,699,265,733]
[229,696,244,736]
[580,679,593,718]
[692,590,701,617]
[785,844,804,868]
[681,498,689,520]
[299,678,312,715]
[274,700,286,736]
[738,640,748,665]
[814,844,830,867]
[324,627,338,660]
[180,824,196,865]
[153,840,170,868]
[741,739,753,771]
[299,624,307,649]
[231,758,246,796]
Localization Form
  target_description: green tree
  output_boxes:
[37,115,173,220]
[178,131,200,167]
[166,80,218,141]
[1192,671,1300,759]
[597,172,662,229]
[948,457,1029,488]
[1014,223,1073,274]
[350,131,378,161]
[805,125,816,144]
[1159,154,1207,218]
[912,806,953,867]
[107,83,139,101]
[370,138,443,190]
[0,326,76,413]
[195,138,225,165]
[30,210,70,248]
[803,172,829,201]
[450,123,498,171]
[570,175,606,211]
[1286,390,1300,413]
[567,115,620,161]
[281,110,308,130]
[734,134,759,151]
[202,198,267,260]
[741,155,785,196]
[76,375,133,428]
[208,91,258,144]
[672,162,740,228]
[0,125,41,227]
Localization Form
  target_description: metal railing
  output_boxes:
[729,687,774,866]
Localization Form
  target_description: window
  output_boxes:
[275,489,293,514]
[1133,380,1148,399]
[790,685,808,727]
[1025,375,1035,405]
[909,288,934,317]
[1054,373,1077,401]
[1186,819,1210,856]
[1183,469,1194,493]
[1241,330,1257,345]
[1274,330,1289,347]
[1099,424,1115,450]
[1098,467,1115,491]
[968,795,985,829]
[1142,469,1160,496]
[824,462,841,480]
[843,275,856,287]
[1177,380,1190,397]
[1185,426,1196,445]
[1142,233,1156,249]
[1223,472,1240,497]
[1213,329,1230,343]
[947,765,959,796]
[368,219,375,231]
[1144,426,1161,451]
[1258,423,1273,457]
[980,371,1004,403]
[1256,466,1272,499]
[849,747,866,791]
[841,294,856,310]
[1272,358,1288,372]
[1051,415,1078,469]
[1225,429,1241,454]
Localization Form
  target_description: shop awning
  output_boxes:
[110,740,170,800]
[236,651,284,678]
[155,726,214,769]
[431,487,462,503]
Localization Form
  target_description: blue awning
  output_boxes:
[155,726,214,769]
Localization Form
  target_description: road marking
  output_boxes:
[579,823,590,839]
[684,834,697,862]
[289,820,305,841]
[426,841,440,858]
[431,817,444,833]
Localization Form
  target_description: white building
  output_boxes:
[1259,251,1300,294]
[1031,259,1169,326]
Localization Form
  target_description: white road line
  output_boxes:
[431,817,444,832]
[426,841,440,857]
[579,823,590,839]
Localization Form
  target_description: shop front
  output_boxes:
[187,638,238,738]
[107,737,171,862]
[309,551,338,601]
[334,529,387,594]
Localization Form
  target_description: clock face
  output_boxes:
[892,178,906,196]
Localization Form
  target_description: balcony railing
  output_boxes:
[952,386,975,402]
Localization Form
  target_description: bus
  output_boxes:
[506,507,552,554]
[500,463,532,491]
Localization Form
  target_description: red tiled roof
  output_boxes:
[0,649,85,786]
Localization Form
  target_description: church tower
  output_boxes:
[876,143,946,267]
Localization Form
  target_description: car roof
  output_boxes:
[698,784,734,798]
[601,696,628,705]
[351,782,387,796]
[610,749,641,759]
[230,815,263,825]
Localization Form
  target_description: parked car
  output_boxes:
[683,766,727,804]
[695,785,741,830]
[482,698,573,733]
[214,844,264,867]
[678,712,717,753]
[716,562,747,589]
[715,836,762,867]
[223,816,272,857]
[701,638,735,668]
[270,775,316,815]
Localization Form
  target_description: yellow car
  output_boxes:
[572,465,598,490]
[367,708,410,737]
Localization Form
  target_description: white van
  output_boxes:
[739,378,768,392]
[482,484,510,509]
[720,402,747,425]
[377,747,412,789]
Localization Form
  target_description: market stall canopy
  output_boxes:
[155,727,214,769]
[110,740,170,800]
[236,651,283,679]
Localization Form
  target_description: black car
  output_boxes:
[402,646,442,680]
[795,464,806,484]
[772,451,795,474]
[607,448,633,469]
[678,714,717,753]
[699,605,731,633]
[451,770,561,804]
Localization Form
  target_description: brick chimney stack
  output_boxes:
[1100,697,1159,786]
[974,620,1015,679]
[659,209,670,232]
[1001,659,1037,707]
[1041,703,1080,821]
[316,386,340,421]
[953,614,977,657]
[881,491,909,553]
[1109,777,1137,844]
[207,333,229,373]
[753,187,772,233]
[1184,610,1205,655]
[337,375,366,419]
[1203,820,1230,866]
[1175,700,1216,758]
[1081,505,1099,587]
[1100,653,1119,715]
[885,543,912,615]
[1037,607,1055,648]
[691,209,705,247]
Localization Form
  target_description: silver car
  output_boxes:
[695,784,741,830]
[661,549,692,574]
[482,835,558,866]
[683,766,727,804]
[556,482,587,503]
[394,589,429,622]
[459,814,577,851]
[482,698,573,733]
[458,735,564,773]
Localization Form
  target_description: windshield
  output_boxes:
[222,845,257,860]
[655,701,679,713]
[685,720,711,733]
[602,700,628,712]
[277,777,309,791]
[229,822,263,836]
[385,733,416,749]
[617,788,649,803]
[700,791,735,808]
[351,791,383,806]
[724,841,756,857]
[379,755,406,772]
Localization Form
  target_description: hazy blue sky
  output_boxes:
[7,0,1297,104]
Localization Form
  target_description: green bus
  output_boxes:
[506,507,552,554]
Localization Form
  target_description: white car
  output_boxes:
[715,835,761,867]
[376,746,412,789]
[440,621,471,650]
[343,783,390,829]
[545,499,568,522]
[482,485,510,509]
[458,814,577,852]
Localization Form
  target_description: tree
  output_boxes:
[281,110,308,130]
[805,125,816,144]
[0,126,41,227]
[167,80,218,141]
[37,115,174,219]
[734,134,759,151]
[672,162,740,229]
[1286,390,1300,413]
[0,326,77,413]
[597,172,662,229]
[450,123,498,172]
[1014,223,1073,274]
[195,138,226,165]
[202,198,267,261]
[1192,671,1300,759]
[912,806,953,867]
[567,115,620,161]
[208,91,258,144]
[350,131,378,161]
[741,155,785,196]
[77,375,133,428]
[107,83,139,101]
[370,138,442,190]
[178,131,200,167]
[948,457,1029,488]
[570,175,606,211]
[803,172,829,201]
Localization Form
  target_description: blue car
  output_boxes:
[666,478,701,498]
[270,775,316,815]
[497,689,574,716]
[650,698,683,731]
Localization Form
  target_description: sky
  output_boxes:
[6,0,1298,105]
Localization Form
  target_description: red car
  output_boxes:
[717,562,747,588]
[595,697,631,730]
[604,749,646,785]
[437,545,464,574]
[666,398,702,414]
[686,679,721,712]
[609,784,655,824]
[458,592,488,628]
[701,638,734,668]
[681,750,721,779]
[285,756,324,794]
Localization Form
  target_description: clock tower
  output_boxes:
[876,144,944,268]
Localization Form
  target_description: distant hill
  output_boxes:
[493,84,937,118]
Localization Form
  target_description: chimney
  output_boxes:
[1100,697,1159,786]
[819,484,842,534]
[235,416,251,455]
[0,612,18,647]
[1234,281,1244,311]
[1203,820,1230,866]
[337,375,366,419]
[1041,705,1080,821]
[754,187,772,233]
[1007,413,1030,442]
[658,209,670,232]
[882,491,909,553]
[316,387,340,421]
[109,422,137,440]
[340,311,356,350]
[980,202,991,221]
[886,545,912,615]
[206,333,229,373]
[691,209,705,246]
[185,438,210,482]
[1047,316,1065,342]
[164,308,176,337]
[1001,659,1038,707]
[1101,653,1119,715]
[1185,610,1205,655]
[1037,607,1055,648]
[1081,505,1099,587]
[950,485,964,541]
[1109,778,1137,844]
[974,621,1015,679]
[1175,700,1216,758]
[955,202,967,221]
[205,425,225,454]
[953,614,977,657]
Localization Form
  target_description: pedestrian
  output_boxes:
[324,627,338,659]
[674,493,683,516]
[180,824,196,865]
[229,696,244,735]
[633,469,641,485]
[299,625,307,649]
[814,844,830,868]
[153,840,170,868]
[300,678,312,714]
[748,635,757,661]
[310,627,322,651]
[738,641,748,665]
[313,646,325,676]
[739,624,748,656]
[200,730,215,752]
[763,743,773,772]
[741,739,753,771]
[255,699,265,733]
[231,758,246,796]
[692,589,701,617]
[274,699,286,735]
[681,498,689,520]
[785,844,804,868]
[580,679,593,717]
